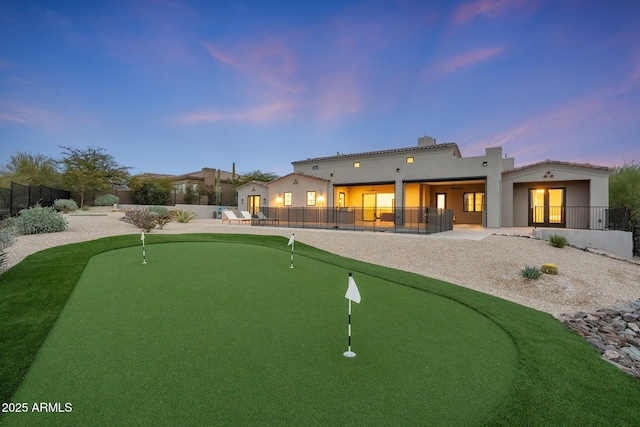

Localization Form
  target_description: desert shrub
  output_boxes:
[0,228,15,269]
[183,186,195,204]
[521,265,543,280]
[94,194,119,206]
[549,234,568,248]
[173,209,196,223]
[128,176,173,205]
[149,206,171,229]
[81,204,90,211]
[121,208,157,232]
[149,206,170,217]
[5,204,68,235]
[53,199,78,212]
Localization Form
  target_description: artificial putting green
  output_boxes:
[1,233,640,426]
[3,242,516,426]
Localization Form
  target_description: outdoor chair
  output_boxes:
[221,210,251,225]
[251,211,280,226]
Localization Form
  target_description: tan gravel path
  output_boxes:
[3,208,639,317]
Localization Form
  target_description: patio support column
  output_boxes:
[485,147,503,228]
[395,179,404,225]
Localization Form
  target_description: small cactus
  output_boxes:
[541,263,558,275]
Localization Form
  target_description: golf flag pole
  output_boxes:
[288,233,295,268]
[343,272,361,358]
[141,231,147,264]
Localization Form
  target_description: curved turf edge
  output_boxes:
[1,233,639,425]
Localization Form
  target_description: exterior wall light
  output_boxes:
[482,161,488,166]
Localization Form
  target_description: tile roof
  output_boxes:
[502,159,613,174]
[268,171,330,185]
[292,142,459,164]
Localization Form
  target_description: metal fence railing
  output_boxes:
[531,206,630,230]
[252,207,454,235]
[0,182,71,218]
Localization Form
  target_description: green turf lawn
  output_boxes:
[1,234,640,426]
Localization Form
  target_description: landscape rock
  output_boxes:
[622,346,640,362]
[561,299,640,381]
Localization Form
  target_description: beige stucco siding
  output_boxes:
[511,180,589,227]
[294,145,509,227]
[501,162,611,227]
[237,182,269,211]
[268,176,330,208]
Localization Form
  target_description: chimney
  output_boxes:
[418,136,435,146]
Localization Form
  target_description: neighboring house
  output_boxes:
[115,168,239,205]
[170,168,238,204]
[138,168,238,205]
[238,136,613,229]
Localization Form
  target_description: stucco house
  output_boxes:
[237,136,613,230]
[132,167,238,205]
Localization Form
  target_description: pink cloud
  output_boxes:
[204,42,241,69]
[630,48,640,82]
[0,96,60,127]
[460,84,640,166]
[205,39,303,95]
[427,46,505,79]
[452,0,529,25]
[314,73,364,121]
[178,100,295,124]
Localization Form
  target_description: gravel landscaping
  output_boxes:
[3,207,639,317]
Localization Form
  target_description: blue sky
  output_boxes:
[1,0,639,177]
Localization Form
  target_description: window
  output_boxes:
[353,162,360,168]
[284,192,292,206]
[338,192,345,208]
[306,191,316,206]
[312,165,318,170]
[406,157,414,163]
[463,192,485,212]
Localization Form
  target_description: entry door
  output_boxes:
[248,195,260,216]
[529,188,565,227]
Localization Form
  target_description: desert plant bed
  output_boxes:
[1,234,639,426]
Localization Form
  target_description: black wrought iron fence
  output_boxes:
[0,187,11,218]
[0,182,71,218]
[531,206,630,231]
[254,207,454,235]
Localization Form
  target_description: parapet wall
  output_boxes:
[533,228,633,259]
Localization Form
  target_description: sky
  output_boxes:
[1,0,639,177]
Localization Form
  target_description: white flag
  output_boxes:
[288,234,294,246]
[345,276,361,304]
[141,231,145,241]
